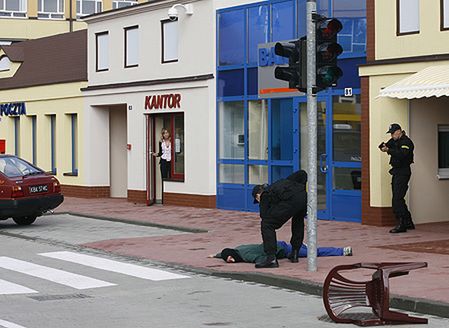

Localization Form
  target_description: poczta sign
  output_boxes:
[145,94,181,110]
[0,102,26,116]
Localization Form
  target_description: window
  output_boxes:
[218,101,244,160]
[77,0,102,17]
[0,0,26,17]
[0,55,10,72]
[161,20,178,63]
[125,26,139,68]
[112,0,137,9]
[38,0,64,19]
[13,116,20,156]
[49,114,56,174]
[442,0,449,30]
[438,125,449,178]
[397,0,419,35]
[31,115,37,165]
[96,32,109,72]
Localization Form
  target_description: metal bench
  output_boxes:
[323,262,428,326]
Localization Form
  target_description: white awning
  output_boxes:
[378,65,449,99]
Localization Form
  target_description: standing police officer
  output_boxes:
[252,170,307,268]
[380,123,415,233]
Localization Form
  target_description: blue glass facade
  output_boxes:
[217,0,366,222]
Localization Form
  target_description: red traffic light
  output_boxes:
[316,18,343,39]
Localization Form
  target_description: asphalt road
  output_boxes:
[0,214,448,328]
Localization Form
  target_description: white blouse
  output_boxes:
[161,140,171,162]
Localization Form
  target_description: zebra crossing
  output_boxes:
[0,251,189,295]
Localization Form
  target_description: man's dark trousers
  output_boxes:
[261,208,306,257]
[392,174,412,221]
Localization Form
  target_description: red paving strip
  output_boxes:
[56,197,449,313]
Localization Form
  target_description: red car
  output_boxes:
[0,155,64,225]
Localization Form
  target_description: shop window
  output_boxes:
[248,5,269,64]
[217,69,244,97]
[96,32,109,72]
[218,101,244,160]
[0,55,10,72]
[397,0,419,35]
[13,116,20,156]
[31,115,37,165]
[38,0,64,19]
[271,1,294,42]
[271,99,293,161]
[162,20,178,63]
[77,0,102,17]
[218,10,244,66]
[332,95,361,162]
[248,100,268,160]
[438,125,449,178]
[0,0,26,17]
[63,114,78,176]
[219,164,244,184]
[48,114,56,174]
[248,165,268,184]
[124,26,139,68]
[442,0,449,30]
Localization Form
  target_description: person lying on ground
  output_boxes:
[208,241,352,264]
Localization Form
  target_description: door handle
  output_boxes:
[319,153,328,173]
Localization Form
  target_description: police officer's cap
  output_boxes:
[387,123,402,134]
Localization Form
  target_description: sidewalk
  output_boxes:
[56,197,449,318]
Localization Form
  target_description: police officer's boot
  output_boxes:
[405,217,415,230]
[255,255,279,268]
[389,217,407,233]
[289,249,299,263]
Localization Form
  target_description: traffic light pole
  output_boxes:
[306,0,318,272]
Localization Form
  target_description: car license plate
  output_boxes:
[29,185,48,193]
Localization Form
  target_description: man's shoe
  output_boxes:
[255,256,279,269]
[289,249,299,263]
[406,218,415,230]
[389,225,407,233]
[343,246,353,256]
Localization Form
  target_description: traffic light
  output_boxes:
[273,39,306,92]
[315,15,343,90]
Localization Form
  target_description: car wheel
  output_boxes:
[12,216,37,226]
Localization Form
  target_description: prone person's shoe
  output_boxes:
[289,249,299,263]
[255,256,279,269]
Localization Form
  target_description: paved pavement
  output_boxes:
[53,197,449,318]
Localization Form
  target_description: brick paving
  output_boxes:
[56,197,449,314]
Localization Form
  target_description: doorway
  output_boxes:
[109,105,128,198]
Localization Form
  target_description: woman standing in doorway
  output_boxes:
[151,128,171,179]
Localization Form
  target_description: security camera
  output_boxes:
[168,7,178,20]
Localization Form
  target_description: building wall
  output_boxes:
[0,82,87,187]
[376,0,449,60]
[410,97,449,223]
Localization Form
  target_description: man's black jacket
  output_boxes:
[259,170,307,220]
[385,133,414,175]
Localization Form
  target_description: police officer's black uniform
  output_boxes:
[252,170,307,268]
[384,125,415,233]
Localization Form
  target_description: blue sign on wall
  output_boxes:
[0,102,26,116]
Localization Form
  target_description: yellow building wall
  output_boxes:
[376,0,449,60]
[0,82,87,186]
[0,19,85,40]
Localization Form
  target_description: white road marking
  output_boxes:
[0,257,115,289]
[0,319,28,328]
[40,251,190,281]
[0,279,37,295]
